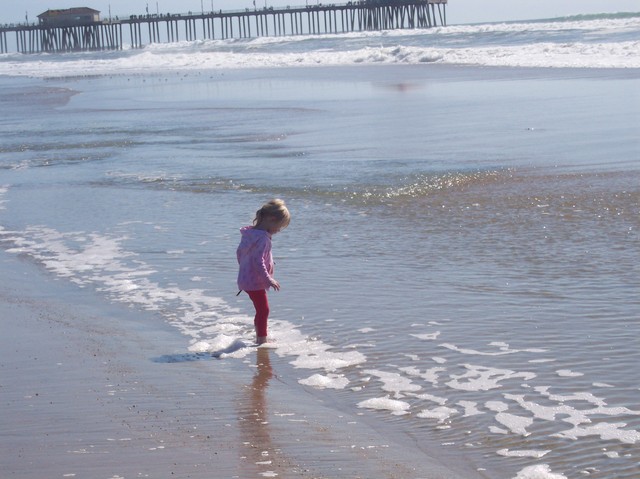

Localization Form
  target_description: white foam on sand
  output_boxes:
[440,342,547,356]
[416,406,458,423]
[486,401,534,436]
[412,392,448,406]
[554,422,640,445]
[512,464,567,479]
[299,373,350,390]
[357,397,411,416]
[556,369,584,377]
[456,400,484,417]
[498,448,550,458]
[505,391,640,444]
[399,365,446,386]
[363,369,422,397]
[411,331,441,340]
[446,364,536,391]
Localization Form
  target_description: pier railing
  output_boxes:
[0,0,447,54]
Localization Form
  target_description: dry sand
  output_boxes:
[1,252,472,479]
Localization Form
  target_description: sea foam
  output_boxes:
[513,464,567,479]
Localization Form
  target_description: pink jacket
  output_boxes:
[236,226,274,291]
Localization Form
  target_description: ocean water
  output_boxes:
[1,13,639,479]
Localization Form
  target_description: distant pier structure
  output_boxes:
[0,1,447,54]
[1,8,123,54]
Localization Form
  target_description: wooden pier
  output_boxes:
[1,23,123,54]
[0,0,446,54]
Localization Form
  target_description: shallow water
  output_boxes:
[1,61,639,478]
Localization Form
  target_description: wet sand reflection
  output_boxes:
[237,347,278,477]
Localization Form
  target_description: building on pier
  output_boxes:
[38,8,101,27]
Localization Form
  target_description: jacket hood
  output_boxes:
[240,226,271,239]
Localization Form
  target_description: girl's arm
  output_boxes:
[256,236,278,290]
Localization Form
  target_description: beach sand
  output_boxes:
[1,251,474,479]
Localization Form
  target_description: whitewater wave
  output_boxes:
[0,14,638,77]
[1,40,638,77]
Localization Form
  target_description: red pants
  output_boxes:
[247,290,270,338]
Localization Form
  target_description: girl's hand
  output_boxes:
[270,279,281,291]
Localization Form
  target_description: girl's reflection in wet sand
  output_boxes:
[237,348,278,476]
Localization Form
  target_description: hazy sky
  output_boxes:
[3,0,639,25]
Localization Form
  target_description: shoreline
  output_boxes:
[1,60,640,83]
[0,251,244,477]
[0,251,477,479]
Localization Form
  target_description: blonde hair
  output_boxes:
[254,198,291,229]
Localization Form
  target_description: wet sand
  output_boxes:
[0,251,474,479]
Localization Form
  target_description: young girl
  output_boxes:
[237,199,291,345]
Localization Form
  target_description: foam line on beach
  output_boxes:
[0,216,367,373]
[514,465,568,479]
